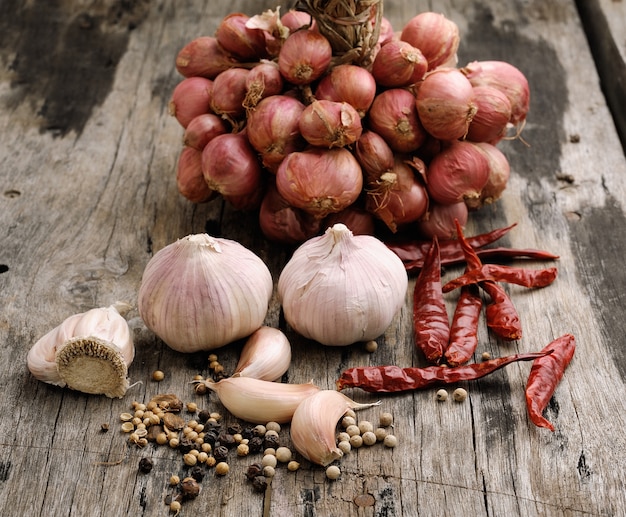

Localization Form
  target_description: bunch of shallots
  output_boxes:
[170,6,529,242]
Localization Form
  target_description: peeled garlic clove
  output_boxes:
[278,223,408,346]
[138,234,273,353]
[204,376,321,424]
[233,326,292,381]
[26,303,135,398]
[290,390,380,466]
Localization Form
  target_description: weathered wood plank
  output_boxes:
[0,0,625,516]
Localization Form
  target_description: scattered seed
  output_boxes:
[120,413,133,422]
[341,416,357,428]
[237,443,250,457]
[453,388,468,402]
[337,431,350,442]
[152,370,165,382]
[275,446,292,463]
[481,352,491,361]
[263,465,276,477]
[349,435,363,448]
[346,424,360,437]
[326,465,341,480]
[287,460,300,472]
[138,458,153,473]
[379,412,393,427]
[183,453,197,466]
[121,422,135,433]
[251,475,268,492]
[215,462,229,476]
[265,421,281,433]
[338,440,351,454]
[383,434,398,448]
[181,477,200,499]
[364,340,378,353]
[169,500,181,514]
[262,454,277,468]
[436,389,448,401]
[362,431,377,446]
[169,475,180,486]
[186,402,198,413]
[358,421,374,434]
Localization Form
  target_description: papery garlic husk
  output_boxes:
[233,326,292,381]
[277,223,408,346]
[204,376,320,424]
[138,234,273,353]
[290,390,380,466]
[26,302,135,398]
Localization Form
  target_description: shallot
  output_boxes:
[417,201,468,239]
[176,146,216,203]
[298,100,362,148]
[216,13,268,61]
[314,64,377,117]
[169,77,213,128]
[278,29,332,85]
[175,36,237,79]
[210,67,250,123]
[371,40,428,87]
[400,12,460,70]
[466,85,512,143]
[183,113,228,151]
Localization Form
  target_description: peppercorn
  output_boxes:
[265,421,281,433]
[383,434,398,448]
[246,463,263,480]
[138,457,153,473]
[436,389,448,401]
[181,477,200,500]
[364,340,378,353]
[189,466,205,482]
[152,370,165,381]
[241,426,255,440]
[379,412,394,427]
[197,409,211,423]
[251,475,268,492]
[215,462,229,476]
[362,431,377,446]
[287,461,300,472]
[253,424,266,437]
[338,441,351,454]
[100,423,109,432]
[186,402,198,413]
[228,423,243,435]
[326,465,341,480]
[261,454,277,468]
[263,433,280,449]
[275,446,292,463]
[248,436,264,453]
[218,432,236,448]
[213,445,229,462]
[453,387,468,402]
[358,421,374,434]
[263,466,275,477]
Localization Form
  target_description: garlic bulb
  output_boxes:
[202,376,321,424]
[233,326,292,381]
[277,224,408,346]
[290,390,380,466]
[26,302,135,398]
[138,234,273,352]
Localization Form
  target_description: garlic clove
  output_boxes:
[203,376,321,424]
[290,390,381,466]
[26,303,135,398]
[138,234,273,352]
[233,326,292,381]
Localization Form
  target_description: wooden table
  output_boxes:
[1,0,625,515]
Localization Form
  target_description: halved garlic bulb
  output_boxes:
[138,234,273,352]
[277,223,408,346]
[233,326,292,381]
[26,302,135,398]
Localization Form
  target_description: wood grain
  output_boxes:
[1,0,625,516]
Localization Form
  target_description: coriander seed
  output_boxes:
[152,370,165,381]
[215,462,230,476]
[364,340,378,352]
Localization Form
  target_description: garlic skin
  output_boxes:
[233,326,292,381]
[277,224,408,346]
[26,302,134,398]
[203,376,321,424]
[138,234,273,352]
[290,390,380,466]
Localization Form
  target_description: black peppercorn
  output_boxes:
[263,433,280,449]
[242,426,255,440]
[181,477,200,500]
[213,445,229,462]
[227,423,243,435]
[218,433,236,448]
[245,463,263,480]
[197,409,211,423]
[189,465,205,482]
[138,457,153,473]
[252,475,268,492]
[248,436,264,453]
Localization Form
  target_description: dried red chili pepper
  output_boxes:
[454,220,522,340]
[442,264,558,293]
[444,284,483,367]
[387,223,517,264]
[413,237,449,363]
[525,333,576,431]
[336,351,552,393]
[403,247,559,273]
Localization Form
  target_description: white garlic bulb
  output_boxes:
[138,233,273,352]
[26,302,135,398]
[277,224,408,346]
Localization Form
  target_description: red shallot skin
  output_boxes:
[298,100,363,148]
[368,88,427,153]
[216,13,269,61]
[466,85,512,143]
[175,36,238,79]
[354,130,395,182]
[415,68,477,141]
[210,67,250,122]
[365,157,429,232]
[371,40,428,88]
[278,29,332,85]
[461,60,530,126]
[259,181,322,244]
[400,12,460,70]
[169,77,213,128]
[417,201,468,239]
[377,16,395,46]
[176,146,217,203]
[183,113,228,151]
[201,131,263,198]
[425,140,491,205]
[281,9,315,32]
[468,142,511,209]
[314,64,377,117]
[243,62,284,109]
[324,206,376,236]
[275,147,363,218]
[246,95,306,173]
